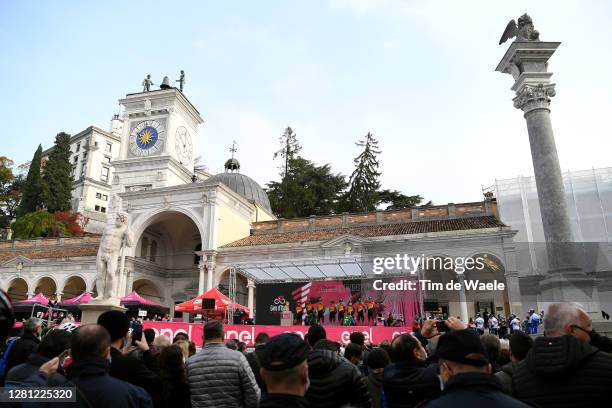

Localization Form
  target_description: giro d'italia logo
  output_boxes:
[270,296,286,312]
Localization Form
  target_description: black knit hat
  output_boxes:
[97,310,129,342]
[436,329,489,367]
[256,333,309,371]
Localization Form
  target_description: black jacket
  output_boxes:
[420,372,531,408]
[382,359,440,408]
[246,345,266,393]
[305,349,371,408]
[109,347,162,401]
[5,333,40,374]
[159,380,191,408]
[260,393,310,408]
[23,356,152,408]
[5,353,67,386]
[365,370,384,408]
[512,335,612,408]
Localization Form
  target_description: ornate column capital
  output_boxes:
[513,83,556,114]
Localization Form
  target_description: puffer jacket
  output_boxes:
[495,361,517,395]
[512,335,612,408]
[186,342,260,408]
[305,349,370,408]
[382,359,440,408]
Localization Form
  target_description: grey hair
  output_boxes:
[543,302,585,336]
[25,317,43,333]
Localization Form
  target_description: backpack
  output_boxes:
[0,337,18,385]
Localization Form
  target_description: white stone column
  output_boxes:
[457,275,469,323]
[247,280,255,316]
[496,28,601,314]
[125,270,134,296]
[55,292,63,302]
[204,251,217,291]
[198,261,206,295]
[207,264,214,290]
[496,37,576,272]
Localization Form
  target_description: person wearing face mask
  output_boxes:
[420,329,530,407]
[256,333,310,408]
[3,317,43,378]
[512,302,612,408]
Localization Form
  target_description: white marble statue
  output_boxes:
[94,212,134,301]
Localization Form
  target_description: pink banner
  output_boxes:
[143,322,412,347]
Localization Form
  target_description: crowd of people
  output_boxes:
[295,298,393,326]
[465,308,543,337]
[0,289,611,407]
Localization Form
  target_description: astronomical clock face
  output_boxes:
[174,126,193,164]
[129,119,165,157]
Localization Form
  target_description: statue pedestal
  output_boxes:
[80,300,127,325]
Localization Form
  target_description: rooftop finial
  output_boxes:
[225,141,240,172]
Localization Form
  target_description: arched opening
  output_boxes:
[7,278,28,301]
[140,237,149,259]
[218,269,248,307]
[194,243,202,265]
[132,278,162,303]
[35,277,57,298]
[63,276,87,299]
[135,211,201,270]
[150,240,158,263]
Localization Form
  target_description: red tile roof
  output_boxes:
[0,237,100,263]
[222,215,506,248]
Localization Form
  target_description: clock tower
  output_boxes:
[112,88,204,192]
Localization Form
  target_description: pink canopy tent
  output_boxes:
[121,290,161,306]
[60,292,93,305]
[13,293,49,306]
[120,290,168,315]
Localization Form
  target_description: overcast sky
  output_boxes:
[1,0,610,205]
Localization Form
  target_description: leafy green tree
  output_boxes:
[377,189,424,210]
[11,210,68,239]
[0,157,16,227]
[344,132,381,212]
[274,127,302,179]
[267,157,347,218]
[42,133,73,212]
[17,145,44,217]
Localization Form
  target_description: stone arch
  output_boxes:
[132,209,203,270]
[463,252,506,277]
[7,277,28,300]
[130,208,206,256]
[35,276,58,298]
[62,275,87,299]
[132,278,162,303]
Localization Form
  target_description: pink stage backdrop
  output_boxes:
[143,322,412,347]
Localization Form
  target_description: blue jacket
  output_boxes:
[23,356,152,408]
[420,372,530,408]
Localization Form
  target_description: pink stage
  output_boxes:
[143,321,412,347]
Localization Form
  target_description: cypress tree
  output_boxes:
[42,133,73,212]
[17,145,44,217]
[345,132,381,212]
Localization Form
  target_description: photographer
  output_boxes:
[97,310,162,402]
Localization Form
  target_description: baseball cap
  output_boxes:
[256,333,309,371]
[436,329,489,367]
